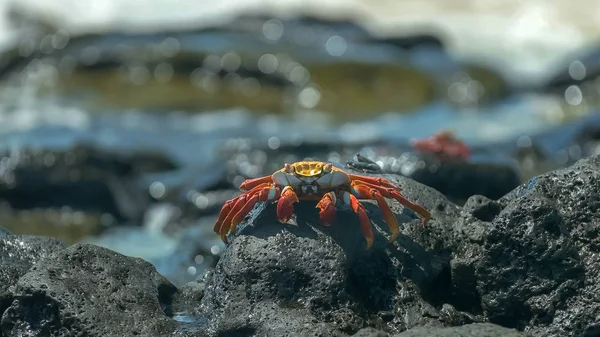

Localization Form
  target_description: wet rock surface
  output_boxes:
[0,233,67,318]
[0,243,180,337]
[474,155,600,336]
[352,323,526,336]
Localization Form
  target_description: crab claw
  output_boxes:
[316,192,337,226]
[277,186,299,223]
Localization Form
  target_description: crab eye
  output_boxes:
[324,163,332,172]
[284,163,292,173]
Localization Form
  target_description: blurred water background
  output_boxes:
[1,0,600,287]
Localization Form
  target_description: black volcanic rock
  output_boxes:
[471,155,600,336]
[0,233,67,332]
[352,323,526,336]
[1,244,178,337]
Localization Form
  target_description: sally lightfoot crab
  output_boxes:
[214,161,431,248]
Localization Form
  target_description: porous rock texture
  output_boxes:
[0,233,68,323]
[192,156,600,337]
[472,155,600,336]
[352,323,525,337]
[0,240,180,337]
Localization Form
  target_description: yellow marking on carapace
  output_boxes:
[290,161,327,177]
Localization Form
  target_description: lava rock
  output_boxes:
[394,323,526,337]
[352,327,390,337]
[461,195,502,222]
[173,279,206,313]
[351,323,526,336]
[1,243,178,337]
[472,155,600,336]
[190,170,479,336]
[0,234,67,324]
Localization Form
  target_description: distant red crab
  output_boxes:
[410,130,471,161]
[214,161,431,248]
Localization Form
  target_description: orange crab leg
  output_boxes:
[226,186,281,240]
[354,180,430,227]
[214,199,235,232]
[316,192,337,226]
[217,193,253,240]
[351,182,400,243]
[341,191,374,248]
[277,186,299,223]
[239,175,273,191]
[214,182,271,232]
[347,174,400,190]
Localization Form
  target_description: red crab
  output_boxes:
[410,130,471,161]
[214,161,431,248]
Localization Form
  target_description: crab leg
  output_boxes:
[217,193,253,240]
[216,185,281,242]
[276,186,299,223]
[347,174,400,190]
[341,191,374,248]
[214,199,235,232]
[353,180,430,227]
[316,192,337,226]
[351,183,400,243]
[226,186,281,240]
[214,182,271,232]
[239,175,273,191]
